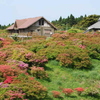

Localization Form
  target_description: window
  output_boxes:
[39,20,41,25]
[39,19,44,25]
[42,19,44,25]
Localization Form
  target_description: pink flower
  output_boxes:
[0,38,4,41]
[79,44,86,49]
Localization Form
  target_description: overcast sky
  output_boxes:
[0,0,100,25]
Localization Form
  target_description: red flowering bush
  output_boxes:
[62,88,73,96]
[30,66,48,79]
[52,91,61,98]
[75,87,84,95]
[0,65,26,78]
[4,76,15,84]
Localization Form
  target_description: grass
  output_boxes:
[38,59,100,100]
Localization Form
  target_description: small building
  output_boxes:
[7,16,57,37]
[87,18,100,32]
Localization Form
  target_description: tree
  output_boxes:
[77,14,100,29]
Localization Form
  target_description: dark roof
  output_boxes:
[7,16,57,30]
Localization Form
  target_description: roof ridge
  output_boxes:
[15,16,43,21]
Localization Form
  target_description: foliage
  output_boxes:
[68,28,83,33]
[1,31,100,100]
[30,66,48,79]
[52,91,61,98]
[56,46,91,69]
[0,76,47,100]
[76,14,100,29]
[62,88,73,96]
[4,90,26,100]
[52,14,100,30]
[0,51,7,64]
[74,87,84,95]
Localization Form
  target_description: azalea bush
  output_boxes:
[4,90,26,100]
[52,33,69,40]
[0,51,7,64]
[52,91,61,98]
[62,88,73,96]
[0,65,27,80]
[30,66,48,79]
[0,75,48,100]
[74,87,84,95]
[0,37,4,47]
[29,55,48,66]
[56,46,92,69]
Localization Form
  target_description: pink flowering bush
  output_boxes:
[18,61,28,70]
[30,66,48,79]
[7,60,28,71]
[0,37,4,41]
[30,55,48,66]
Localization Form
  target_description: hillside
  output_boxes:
[0,32,100,99]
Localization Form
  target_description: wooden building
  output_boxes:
[7,16,57,37]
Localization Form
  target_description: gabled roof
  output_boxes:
[7,16,57,30]
[88,18,100,30]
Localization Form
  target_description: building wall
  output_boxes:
[8,19,56,37]
[34,20,50,27]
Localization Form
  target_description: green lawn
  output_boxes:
[38,59,100,100]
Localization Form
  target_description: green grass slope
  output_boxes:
[38,59,100,100]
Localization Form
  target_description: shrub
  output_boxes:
[68,28,83,33]
[75,87,84,95]
[0,75,47,100]
[0,65,26,78]
[30,66,48,79]
[0,51,7,64]
[56,46,92,69]
[84,86,100,96]
[4,90,26,100]
[4,76,15,84]
[52,33,69,40]
[9,48,35,63]
[52,91,61,98]
[30,55,48,66]
[62,88,73,96]
[11,76,47,100]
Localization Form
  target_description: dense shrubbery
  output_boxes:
[1,32,100,99]
[56,46,91,68]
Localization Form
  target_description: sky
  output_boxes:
[0,0,100,25]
